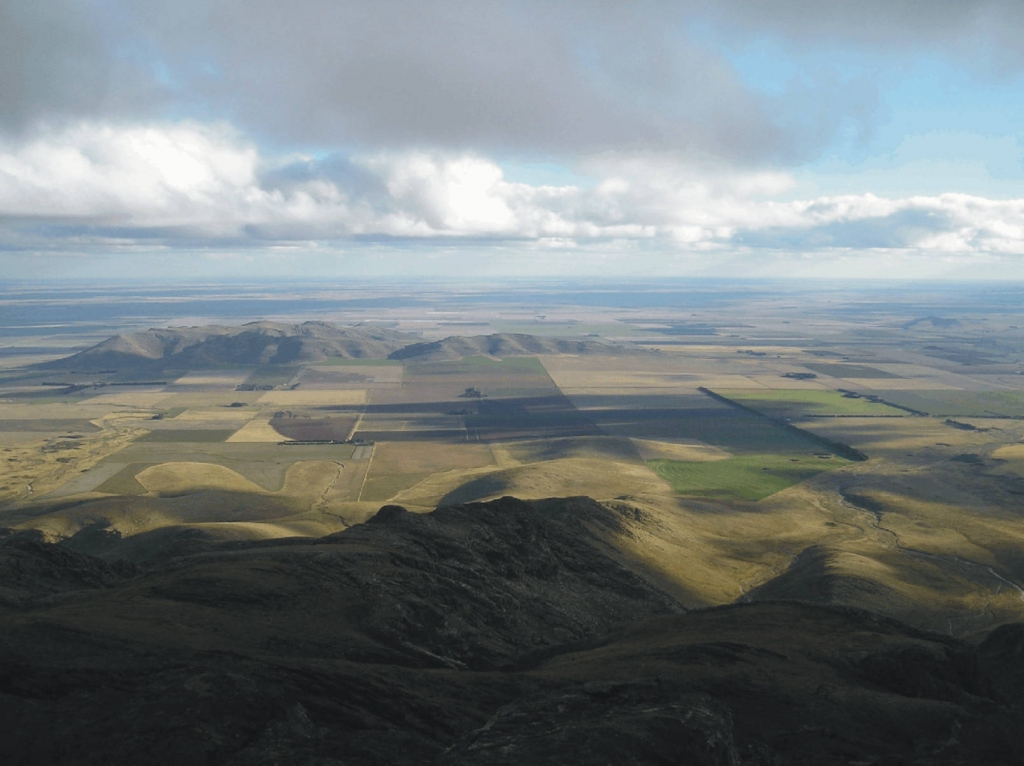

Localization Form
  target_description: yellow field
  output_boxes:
[80,391,174,407]
[257,389,367,406]
[631,438,732,462]
[993,443,1024,460]
[360,440,501,504]
[167,370,251,388]
[541,356,770,392]
[369,440,494,474]
[137,459,348,500]
[393,456,672,509]
[159,391,260,407]
[0,402,113,419]
[0,432,57,446]
[175,407,255,421]
[226,417,291,442]
[792,415,993,457]
[280,460,345,497]
[136,462,268,495]
[0,427,141,505]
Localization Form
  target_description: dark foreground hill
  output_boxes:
[41,321,421,371]
[2,496,1023,765]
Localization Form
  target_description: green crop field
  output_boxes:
[803,363,901,379]
[648,453,850,501]
[876,390,1024,417]
[720,389,907,416]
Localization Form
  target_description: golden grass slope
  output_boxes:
[0,427,142,506]
[128,459,350,500]
[402,457,672,508]
[632,439,731,462]
[2,458,359,550]
[226,417,291,443]
[359,440,495,503]
[993,443,1024,460]
[136,463,268,495]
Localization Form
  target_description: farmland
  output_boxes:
[873,388,1024,417]
[649,453,849,501]
[714,388,908,417]
[3,280,1024,639]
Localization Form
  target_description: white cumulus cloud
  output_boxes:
[1,121,1023,262]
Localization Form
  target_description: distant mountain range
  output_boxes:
[387,332,624,362]
[42,322,633,370]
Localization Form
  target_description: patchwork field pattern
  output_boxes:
[5,296,1024,640]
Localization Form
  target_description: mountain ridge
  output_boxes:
[1,495,1022,764]
[41,323,636,371]
[388,332,631,362]
[41,321,421,370]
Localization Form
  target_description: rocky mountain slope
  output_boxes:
[2,495,1023,764]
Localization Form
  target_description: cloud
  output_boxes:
[736,193,1024,255]
[707,1,1024,61]
[2,121,1023,262]
[0,122,256,222]
[8,2,1024,165]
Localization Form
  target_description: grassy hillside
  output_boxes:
[649,453,849,501]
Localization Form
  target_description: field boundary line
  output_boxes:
[347,389,372,440]
[698,386,869,462]
[356,444,375,502]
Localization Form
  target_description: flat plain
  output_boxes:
[4,281,1024,638]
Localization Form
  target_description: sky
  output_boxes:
[3,1,1024,282]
